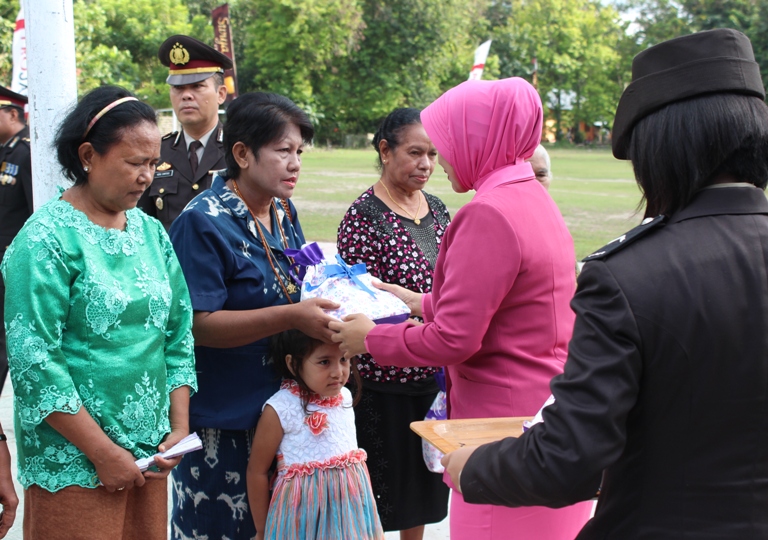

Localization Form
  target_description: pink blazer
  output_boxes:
[366,174,576,420]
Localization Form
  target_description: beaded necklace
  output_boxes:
[231,179,298,301]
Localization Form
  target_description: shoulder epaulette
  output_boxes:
[162,131,178,141]
[582,215,666,262]
[21,137,29,143]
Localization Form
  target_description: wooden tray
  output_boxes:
[410,416,533,454]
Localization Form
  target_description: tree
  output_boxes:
[489,0,627,140]
[315,0,483,140]
[236,0,365,124]
[619,0,768,99]
[619,0,692,47]
[74,0,194,107]
[0,0,17,86]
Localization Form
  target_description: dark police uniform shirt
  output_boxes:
[169,174,304,430]
[460,185,768,539]
[138,121,226,231]
[0,124,31,378]
[0,125,32,256]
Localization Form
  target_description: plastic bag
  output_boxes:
[422,370,447,473]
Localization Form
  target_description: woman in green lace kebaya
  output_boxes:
[0,86,197,540]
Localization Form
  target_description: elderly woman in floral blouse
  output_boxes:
[1,85,196,540]
[336,108,450,540]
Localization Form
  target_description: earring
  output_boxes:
[383,160,387,164]
[83,166,90,172]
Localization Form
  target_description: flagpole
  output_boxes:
[21,0,77,210]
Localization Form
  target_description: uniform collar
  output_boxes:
[184,124,217,152]
[3,125,27,148]
[668,184,768,224]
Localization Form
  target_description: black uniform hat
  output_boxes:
[612,28,765,160]
[0,85,27,110]
[158,35,233,86]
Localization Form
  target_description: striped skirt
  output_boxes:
[265,455,384,540]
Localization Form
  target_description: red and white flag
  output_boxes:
[468,40,492,81]
[11,6,27,97]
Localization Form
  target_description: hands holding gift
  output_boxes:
[329,314,376,358]
[294,298,342,343]
[329,278,423,359]
[371,279,423,318]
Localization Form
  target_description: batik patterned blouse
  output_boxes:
[1,192,197,492]
[169,174,304,430]
[337,187,450,383]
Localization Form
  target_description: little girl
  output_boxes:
[247,329,385,540]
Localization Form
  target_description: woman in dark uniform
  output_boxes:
[442,28,768,539]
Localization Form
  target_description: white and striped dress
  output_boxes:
[264,380,384,539]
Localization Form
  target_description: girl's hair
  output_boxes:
[270,329,362,413]
[223,92,314,179]
[371,107,422,171]
[629,93,768,218]
[54,85,158,187]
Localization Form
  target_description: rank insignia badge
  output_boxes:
[157,162,172,171]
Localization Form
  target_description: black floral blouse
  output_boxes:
[336,187,451,383]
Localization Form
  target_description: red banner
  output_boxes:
[212,4,238,104]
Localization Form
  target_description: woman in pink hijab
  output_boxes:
[330,77,593,539]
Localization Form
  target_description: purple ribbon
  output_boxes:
[284,243,377,298]
[285,242,325,284]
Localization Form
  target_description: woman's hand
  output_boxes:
[90,443,146,492]
[293,298,341,343]
[143,428,189,480]
[329,314,376,359]
[372,279,423,317]
[45,409,145,493]
[0,438,18,539]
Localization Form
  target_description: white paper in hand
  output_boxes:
[134,432,203,472]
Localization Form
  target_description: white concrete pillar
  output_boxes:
[22,0,77,210]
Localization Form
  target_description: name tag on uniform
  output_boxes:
[154,170,174,178]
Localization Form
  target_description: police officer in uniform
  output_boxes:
[0,86,31,393]
[138,35,232,230]
[443,29,768,539]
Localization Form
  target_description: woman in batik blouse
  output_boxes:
[168,92,339,539]
[1,85,197,540]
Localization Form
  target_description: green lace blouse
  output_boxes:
[1,194,197,492]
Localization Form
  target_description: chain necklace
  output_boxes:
[231,179,299,300]
[379,179,423,225]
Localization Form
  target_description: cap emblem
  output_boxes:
[170,43,190,66]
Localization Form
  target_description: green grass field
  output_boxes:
[295,146,642,260]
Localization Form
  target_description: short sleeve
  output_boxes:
[156,226,197,395]
[169,208,233,313]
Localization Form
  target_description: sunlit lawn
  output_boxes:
[296,146,642,260]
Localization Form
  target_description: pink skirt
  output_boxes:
[450,490,594,540]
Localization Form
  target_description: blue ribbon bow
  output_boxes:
[304,254,378,298]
